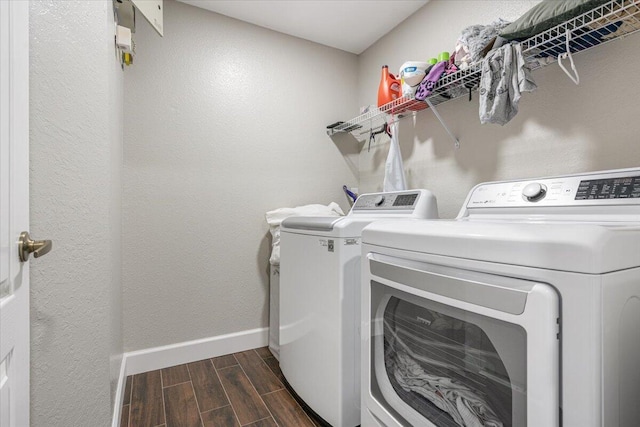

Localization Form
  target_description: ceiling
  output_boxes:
[177,0,428,54]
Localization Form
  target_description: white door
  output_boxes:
[0,1,30,426]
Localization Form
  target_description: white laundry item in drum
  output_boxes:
[382,316,504,427]
[383,121,407,192]
[265,202,344,265]
[392,351,504,427]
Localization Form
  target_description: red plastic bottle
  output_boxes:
[377,65,401,108]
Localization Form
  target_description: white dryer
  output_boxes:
[280,190,439,427]
[361,168,640,427]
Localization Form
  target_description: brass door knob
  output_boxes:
[18,231,52,262]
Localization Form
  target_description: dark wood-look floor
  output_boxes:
[120,347,328,427]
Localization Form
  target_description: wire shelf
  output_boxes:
[328,0,640,142]
[521,0,640,69]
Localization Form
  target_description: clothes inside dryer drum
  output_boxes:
[380,297,519,427]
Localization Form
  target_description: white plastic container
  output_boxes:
[399,61,429,96]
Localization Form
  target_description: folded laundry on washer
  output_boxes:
[265,202,344,265]
[391,350,504,427]
[479,43,536,125]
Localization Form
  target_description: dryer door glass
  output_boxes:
[370,282,527,427]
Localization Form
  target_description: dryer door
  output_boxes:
[365,254,560,427]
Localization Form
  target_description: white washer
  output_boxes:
[280,190,439,427]
[361,168,640,427]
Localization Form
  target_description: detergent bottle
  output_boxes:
[377,65,401,107]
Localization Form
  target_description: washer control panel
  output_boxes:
[467,169,640,208]
[353,191,420,211]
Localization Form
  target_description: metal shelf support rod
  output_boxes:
[425,98,460,149]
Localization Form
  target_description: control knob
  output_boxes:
[522,182,547,202]
[374,195,385,207]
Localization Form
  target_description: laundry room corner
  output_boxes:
[121,0,359,354]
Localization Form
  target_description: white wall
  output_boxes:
[122,0,358,351]
[358,0,640,217]
[29,1,123,425]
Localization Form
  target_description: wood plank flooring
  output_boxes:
[120,347,328,427]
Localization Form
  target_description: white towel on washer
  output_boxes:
[265,202,344,265]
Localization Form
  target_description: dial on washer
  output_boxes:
[522,183,547,202]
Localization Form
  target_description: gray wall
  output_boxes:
[29,1,123,425]
[358,0,640,217]
[122,0,359,351]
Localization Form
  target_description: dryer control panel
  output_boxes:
[466,168,640,209]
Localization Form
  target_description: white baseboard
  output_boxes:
[125,327,269,375]
[111,327,269,427]
[111,357,128,427]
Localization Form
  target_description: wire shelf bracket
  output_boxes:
[425,98,460,149]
